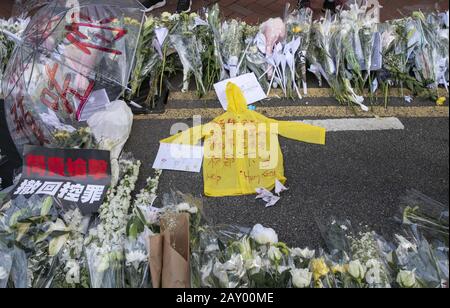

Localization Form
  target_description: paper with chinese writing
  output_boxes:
[214,73,267,110]
[153,143,203,173]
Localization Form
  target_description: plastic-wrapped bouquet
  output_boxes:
[309,11,369,111]
[0,17,29,86]
[220,19,246,78]
[169,13,206,94]
[286,8,313,95]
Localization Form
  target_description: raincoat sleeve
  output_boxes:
[160,125,206,145]
[276,120,326,145]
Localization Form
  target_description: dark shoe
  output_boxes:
[298,0,311,9]
[141,0,167,12]
[176,0,192,13]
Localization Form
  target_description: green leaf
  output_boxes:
[49,234,69,257]
[9,208,28,227]
[40,197,53,217]
[16,223,31,242]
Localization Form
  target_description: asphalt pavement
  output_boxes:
[1,95,449,248]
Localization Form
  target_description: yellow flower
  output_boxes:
[310,258,330,281]
[436,97,446,106]
[332,264,347,274]
[292,26,302,34]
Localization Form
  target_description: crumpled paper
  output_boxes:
[256,180,288,207]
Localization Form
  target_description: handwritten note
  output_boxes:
[153,143,203,173]
[214,73,267,110]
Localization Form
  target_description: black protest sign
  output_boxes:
[12,145,111,215]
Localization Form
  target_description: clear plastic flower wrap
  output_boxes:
[205,4,226,81]
[398,189,449,244]
[124,235,150,288]
[169,33,205,94]
[220,20,245,78]
[286,8,313,95]
[191,224,249,288]
[0,242,13,288]
[85,242,124,288]
[391,225,448,288]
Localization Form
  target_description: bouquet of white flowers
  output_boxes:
[169,13,206,94]
[221,19,246,78]
[85,156,141,288]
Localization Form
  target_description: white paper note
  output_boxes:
[153,143,204,173]
[214,73,267,110]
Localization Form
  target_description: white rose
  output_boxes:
[291,268,312,288]
[397,270,417,288]
[291,247,315,259]
[268,246,282,262]
[348,260,366,280]
[250,224,278,245]
[0,267,8,280]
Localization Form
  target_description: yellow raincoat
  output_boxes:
[160,83,326,197]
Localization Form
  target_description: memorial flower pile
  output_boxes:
[0,161,448,288]
[123,1,449,110]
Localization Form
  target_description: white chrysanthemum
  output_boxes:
[126,250,147,269]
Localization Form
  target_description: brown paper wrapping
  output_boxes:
[149,213,190,288]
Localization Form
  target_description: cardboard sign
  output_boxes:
[12,145,111,215]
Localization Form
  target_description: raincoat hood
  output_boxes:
[226,82,248,114]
